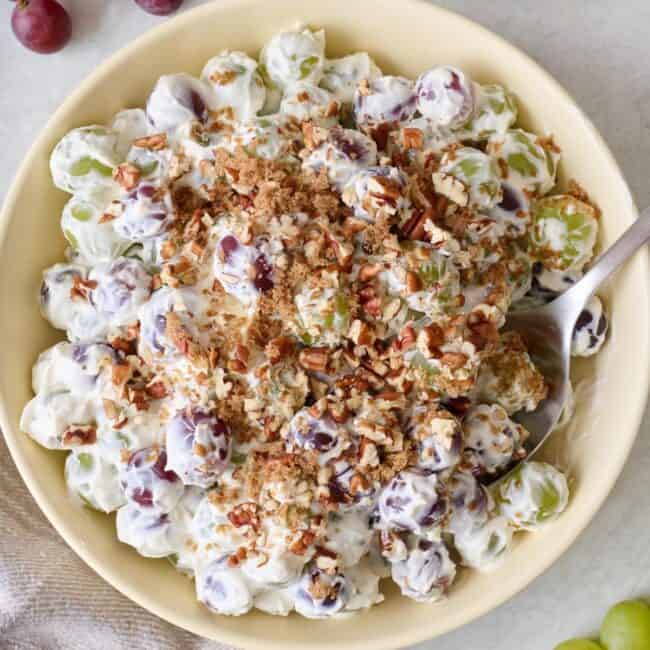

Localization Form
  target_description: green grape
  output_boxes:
[63,229,79,249]
[456,157,481,178]
[77,453,94,471]
[508,152,537,177]
[69,156,113,177]
[135,160,158,177]
[299,55,319,79]
[230,452,247,465]
[257,63,277,89]
[70,205,93,222]
[600,600,650,650]
[555,640,602,650]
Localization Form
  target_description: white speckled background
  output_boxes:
[1,2,649,648]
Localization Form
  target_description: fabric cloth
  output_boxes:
[0,433,234,650]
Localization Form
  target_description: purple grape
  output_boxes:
[120,447,183,514]
[134,0,184,16]
[391,538,456,602]
[220,235,240,263]
[116,184,173,241]
[378,469,448,533]
[499,184,522,212]
[295,565,349,617]
[166,408,231,487]
[11,0,71,54]
[90,258,151,319]
[253,254,274,292]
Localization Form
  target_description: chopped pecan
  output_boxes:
[405,271,422,294]
[227,502,260,530]
[440,352,468,370]
[110,336,136,355]
[62,424,97,447]
[111,363,131,387]
[395,325,416,351]
[302,122,328,149]
[235,344,249,365]
[358,263,382,282]
[289,530,316,555]
[207,347,219,370]
[145,380,168,400]
[416,324,445,357]
[299,347,330,372]
[358,438,379,467]
[164,312,208,369]
[160,240,177,260]
[127,387,149,411]
[466,314,499,351]
[210,69,238,85]
[402,127,424,150]
[348,319,375,346]
[358,286,382,318]
[401,209,430,241]
[328,401,349,424]
[265,336,295,363]
[227,359,247,373]
[69,276,97,301]
[132,133,168,150]
[432,171,469,207]
[112,163,141,191]
[227,547,248,568]
[349,472,371,495]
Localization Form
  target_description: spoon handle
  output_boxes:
[562,205,650,311]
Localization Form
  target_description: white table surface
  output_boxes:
[1,1,649,648]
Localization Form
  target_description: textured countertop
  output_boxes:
[1,2,649,649]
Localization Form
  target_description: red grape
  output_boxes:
[134,0,184,16]
[11,0,72,54]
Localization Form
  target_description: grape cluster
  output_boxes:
[10,0,184,55]
[555,599,650,650]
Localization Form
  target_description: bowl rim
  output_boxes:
[1,1,648,648]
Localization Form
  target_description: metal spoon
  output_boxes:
[503,206,650,465]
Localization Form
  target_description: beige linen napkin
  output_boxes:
[0,433,234,650]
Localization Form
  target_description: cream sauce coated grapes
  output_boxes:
[22,26,608,620]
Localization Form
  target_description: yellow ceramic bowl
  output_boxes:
[1,1,648,648]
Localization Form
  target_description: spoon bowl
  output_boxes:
[503,206,650,473]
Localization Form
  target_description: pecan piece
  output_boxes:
[440,352,468,370]
[289,530,316,555]
[265,336,295,363]
[358,263,382,282]
[112,163,141,191]
[402,127,424,150]
[62,424,97,447]
[348,319,375,346]
[299,347,330,372]
[145,380,168,400]
[133,133,168,150]
[111,362,131,387]
[69,277,97,301]
[227,502,260,530]
[416,324,445,357]
[406,271,422,294]
[432,171,469,207]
